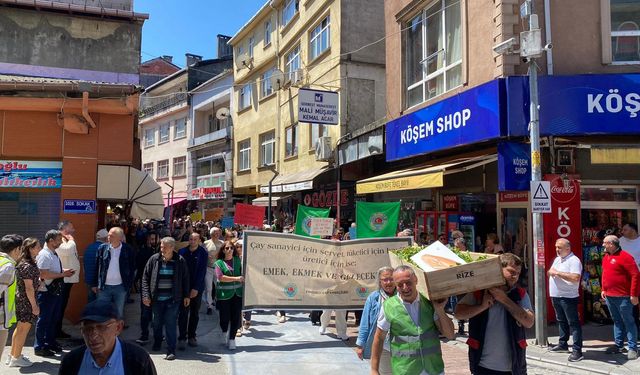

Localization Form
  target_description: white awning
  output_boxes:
[97,165,164,219]
[252,195,291,207]
[259,166,328,193]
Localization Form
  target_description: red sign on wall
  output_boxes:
[499,191,529,203]
[543,174,582,321]
[234,203,265,228]
[442,195,459,211]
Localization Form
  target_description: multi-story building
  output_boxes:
[140,55,181,88]
[229,0,386,226]
[378,0,640,321]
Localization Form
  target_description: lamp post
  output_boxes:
[164,182,174,231]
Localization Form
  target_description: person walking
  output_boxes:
[601,235,640,359]
[35,230,74,357]
[370,265,454,375]
[0,234,21,365]
[8,238,41,367]
[455,253,534,375]
[620,223,640,265]
[177,232,208,349]
[203,227,223,315]
[55,220,80,340]
[84,229,108,303]
[215,240,244,350]
[141,237,190,360]
[92,227,136,320]
[135,232,158,345]
[548,238,584,362]
[355,266,395,375]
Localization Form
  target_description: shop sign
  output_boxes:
[63,199,96,214]
[507,74,640,136]
[498,142,531,191]
[303,189,350,208]
[442,195,459,211]
[190,186,226,200]
[298,88,339,125]
[0,160,62,189]
[385,80,502,161]
[499,191,529,202]
[356,172,443,194]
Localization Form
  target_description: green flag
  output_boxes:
[356,201,400,238]
[295,205,331,237]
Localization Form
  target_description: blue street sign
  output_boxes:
[63,199,96,214]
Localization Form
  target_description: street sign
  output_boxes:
[530,181,551,213]
[63,199,96,214]
[298,88,339,125]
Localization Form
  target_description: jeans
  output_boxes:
[34,291,62,350]
[152,299,179,353]
[218,295,243,340]
[551,297,583,351]
[97,284,127,319]
[606,296,638,351]
[140,301,153,339]
[87,288,97,303]
[55,283,74,335]
[179,293,202,340]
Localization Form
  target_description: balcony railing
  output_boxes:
[189,127,232,148]
[140,92,187,119]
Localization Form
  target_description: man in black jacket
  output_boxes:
[141,236,190,360]
[59,299,156,374]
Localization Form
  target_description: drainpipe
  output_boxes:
[544,0,553,74]
[82,92,97,128]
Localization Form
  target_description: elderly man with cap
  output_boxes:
[59,299,156,374]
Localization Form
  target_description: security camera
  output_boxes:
[544,43,553,51]
[493,37,517,55]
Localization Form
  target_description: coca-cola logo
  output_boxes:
[551,185,575,194]
[549,177,578,204]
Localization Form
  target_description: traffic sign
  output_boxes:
[531,181,551,213]
[63,199,96,214]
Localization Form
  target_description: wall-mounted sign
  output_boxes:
[298,88,339,125]
[499,191,529,203]
[0,160,62,189]
[63,199,96,214]
[442,195,459,211]
[190,186,226,200]
[498,142,531,191]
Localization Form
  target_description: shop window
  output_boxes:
[143,162,154,178]
[404,0,462,108]
[238,139,251,171]
[581,186,637,201]
[157,159,169,179]
[144,128,155,148]
[310,15,330,61]
[159,123,170,144]
[173,156,186,177]
[282,0,299,26]
[610,0,640,63]
[174,117,187,140]
[285,124,298,157]
[260,131,275,167]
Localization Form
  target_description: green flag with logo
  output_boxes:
[356,201,401,238]
[295,205,331,237]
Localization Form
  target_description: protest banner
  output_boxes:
[295,205,330,237]
[221,216,235,229]
[356,201,400,238]
[234,203,265,228]
[243,231,410,309]
[189,211,203,222]
[204,208,223,222]
[309,217,334,236]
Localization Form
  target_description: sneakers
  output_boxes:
[34,348,55,357]
[319,326,327,335]
[605,345,625,354]
[188,338,198,347]
[164,353,176,361]
[8,355,33,368]
[228,339,236,350]
[278,316,286,323]
[206,307,213,315]
[135,336,149,345]
[628,350,638,360]
[177,339,186,351]
[236,330,243,337]
[568,350,584,362]
[549,344,570,353]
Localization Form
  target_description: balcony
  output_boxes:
[189,127,232,148]
[140,92,187,119]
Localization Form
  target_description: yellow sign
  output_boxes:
[531,151,541,167]
[190,212,203,222]
[356,172,444,194]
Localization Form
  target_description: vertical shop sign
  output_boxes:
[543,174,582,321]
[498,142,532,191]
[442,195,459,211]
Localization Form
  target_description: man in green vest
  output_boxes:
[370,265,454,375]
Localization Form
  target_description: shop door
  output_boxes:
[497,192,531,290]
[414,211,448,245]
[0,191,61,238]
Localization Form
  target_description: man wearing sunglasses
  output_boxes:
[59,299,156,374]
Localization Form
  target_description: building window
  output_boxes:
[174,117,186,139]
[264,19,272,46]
[238,139,251,171]
[611,0,640,62]
[159,123,170,144]
[260,131,275,166]
[239,84,252,110]
[310,16,331,60]
[173,156,186,177]
[157,159,169,179]
[261,68,275,98]
[285,124,298,157]
[285,45,301,82]
[144,128,155,148]
[248,35,255,58]
[282,0,299,26]
[310,123,329,149]
[143,162,154,178]
[405,0,462,108]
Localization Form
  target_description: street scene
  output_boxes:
[1,0,640,374]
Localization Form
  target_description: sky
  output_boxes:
[135,0,267,67]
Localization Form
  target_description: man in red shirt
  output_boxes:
[601,235,640,360]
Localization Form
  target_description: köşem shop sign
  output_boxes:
[385,79,504,162]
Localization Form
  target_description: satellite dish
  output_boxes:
[270,69,285,90]
[216,107,230,120]
[234,51,250,70]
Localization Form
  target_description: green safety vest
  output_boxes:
[383,294,444,375]
[0,256,16,329]
[215,256,243,300]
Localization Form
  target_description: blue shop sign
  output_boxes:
[507,73,640,136]
[498,142,531,191]
[385,79,504,161]
[0,160,62,189]
[63,199,96,214]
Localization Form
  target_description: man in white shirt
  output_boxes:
[621,223,640,267]
[548,238,583,362]
[55,221,80,339]
[203,227,223,315]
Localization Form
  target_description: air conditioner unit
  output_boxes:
[315,136,333,161]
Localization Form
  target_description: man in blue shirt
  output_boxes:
[177,232,208,349]
[83,229,108,303]
[58,299,156,374]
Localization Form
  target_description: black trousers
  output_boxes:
[218,295,243,340]
[178,293,203,340]
[55,283,73,335]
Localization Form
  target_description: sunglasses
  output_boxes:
[224,246,234,249]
